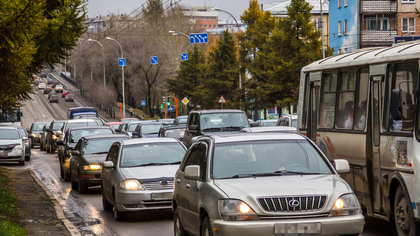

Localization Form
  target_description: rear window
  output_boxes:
[164,129,185,138]
[83,137,129,155]
[69,128,113,143]
[140,124,162,135]
[32,123,46,131]
[52,122,64,131]
[0,129,20,139]
[120,143,185,167]
[66,122,98,132]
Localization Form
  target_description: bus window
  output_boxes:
[301,74,310,128]
[390,62,417,132]
[354,68,369,130]
[336,70,356,129]
[319,71,337,128]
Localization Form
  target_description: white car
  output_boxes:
[55,84,63,93]
[0,126,25,165]
[38,83,46,90]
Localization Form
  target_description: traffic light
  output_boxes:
[160,104,163,109]
[167,97,171,106]
[162,96,166,104]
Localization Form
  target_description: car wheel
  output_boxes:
[113,193,125,221]
[18,160,25,166]
[394,186,420,236]
[102,186,112,211]
[70,169,77,190]
[77,173,88,194]
[174,208,188,236]
[25,155,30,162]
[40,142,43,151]
[201,216,214,236]
[47,144,51,153]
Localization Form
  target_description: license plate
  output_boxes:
[274,222,321,235]
[151,192,172,200]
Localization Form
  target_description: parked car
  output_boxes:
[38,83,46,90]
[40,124,50,151]
[43,87,52,94]
[173,116,188,125]
[158,125,186,141]
[55,84,63,93]
[65,94,74,102]
[183,109,250,148]
[69,134,130,193]
[277,114,298,128]
[45,120,66,154]
[58,126,114,182]
[29,122,50,148]
[62,91,70,98]
[251,119,277,127]
[0,126,25,165]
[173,133,364,236]
[106,122,122,131]
[132,122,163,138]
[49,94,59,103]
[101,138,186,220]
[15,126,31,161]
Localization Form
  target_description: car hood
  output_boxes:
[82,154,108,164]
[213,174,351,202]
[120,165,179,181]
[0,140,22,146]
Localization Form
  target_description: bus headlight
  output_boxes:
[329,193,361,217]
[83,164,102,171]
[120,179,144,191]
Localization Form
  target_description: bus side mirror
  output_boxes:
[400,89,415,121]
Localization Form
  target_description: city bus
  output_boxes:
[297,41,420,236]
[0,108,23,126]
[67,107,98,120]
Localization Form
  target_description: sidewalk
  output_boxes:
[3,168,78,236]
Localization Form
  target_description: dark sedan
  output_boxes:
[65,94,74,102]
[29,122,50,148]
[158,125,186,141]
[132,122,163,138]
[58,126,114,182]
[69,134,130,193]
[43,87,52,94]
[45,120,66,154]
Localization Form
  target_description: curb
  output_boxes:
[29,170,81,236]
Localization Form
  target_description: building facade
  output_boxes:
[397,0,420,37]
[329,0,359,54]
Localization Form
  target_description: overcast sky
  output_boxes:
[87,0,277,21]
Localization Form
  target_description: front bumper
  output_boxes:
[0,150,24,162]
[115,189,173,212]
[79,170,102,187]
[211,214,364,236]
[31,137,40,145]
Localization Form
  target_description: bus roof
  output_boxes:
[302,41,420,73]
[68,107,96,112]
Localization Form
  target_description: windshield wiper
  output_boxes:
[134,163,166,167]
[202,127,222,132]
[232,172,282,178]
[275,170,323,175]
[90,151,108,155]
[222,126,244,131]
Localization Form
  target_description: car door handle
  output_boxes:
[176,179,181,183]
[186,184,191,189]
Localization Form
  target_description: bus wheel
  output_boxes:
[394,186,420,236]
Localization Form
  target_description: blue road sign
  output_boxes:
[118,58,126,66]
[190,33,208,44]
[181,53,188,61]
[140,100,146,106]
[167,106,174,112]
[151,56,158,65]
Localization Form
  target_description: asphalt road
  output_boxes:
[5,75,399,236]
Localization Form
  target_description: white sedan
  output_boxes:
[38,83,46,89]
[55,84,63,93]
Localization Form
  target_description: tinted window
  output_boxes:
[200,113,249,130]
[0,129,20,139]
[183,143,207,181]
[140,124,162,135]
[83,138,129,155]
[120,143,185,167]
[212,140,332,179]
[69,128,113,143]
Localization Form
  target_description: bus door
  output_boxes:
[307,72,321,142]
[370,73,384,214]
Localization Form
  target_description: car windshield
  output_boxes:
[32,123,46,131]
[128,123,140,132]
[164,129,185,138]
[0,129,20,139]
[140,124,162,135]
[83,137,129,155]
[66,122,98,132]
[17,128,28,137]
[212,140,332,179]
[262,120,277,126]
[69,128,113,143]
[52,122,64,131]
[121,143,185,167]
[200,113,249,131]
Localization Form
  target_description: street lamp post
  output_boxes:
[106,37,126,119]
[88,39,106,87]
[169,30,190,40]
[320,0,325,59]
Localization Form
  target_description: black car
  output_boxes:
[43,87,52,94]
[45,120,66,154]
[158,124,186,141]
[65,94,74,102]
[47,78,54,84]
[58,126,114,182]
[29,122,50,148]
[183,109,250,148]
[132,122,163,138]
[40,124,50,151]
[69,134,130,193]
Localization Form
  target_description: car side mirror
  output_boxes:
[56,140,63,146]
[103,161,114,168]
[71,150,79,156]
[189,125,198,131]
[185,165,200,180]
[334,159,350,174]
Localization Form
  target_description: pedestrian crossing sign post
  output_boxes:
[141,101,146,106]
[218,95,226,109]
[168,106,174,112]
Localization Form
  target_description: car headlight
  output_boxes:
[218,199,259,221]
[52,135,57,139]
[12,145,23,152]
[31,134,38,138]
[120,179,144,191]
[83,164,102,171]
[329,193,361,217]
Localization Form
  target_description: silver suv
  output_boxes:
[173,133,364,236]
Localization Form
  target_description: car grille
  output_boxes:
[258,195,327,212]
[142,180,174,190]
[143,200,172,208]
[260,213,329,220]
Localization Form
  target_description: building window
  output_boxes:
[214,24,217,28]
[338,21,342,36]
[401,0,415,3]
[204,24,208,28]
[344,0,348,6]
[313,18,319,29]
[338,0,341,8]
[402,18,415,32]
[209,25,212,28]
[344,20,348,35]
[366,17,390,30]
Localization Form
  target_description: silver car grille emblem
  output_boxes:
[288,199,300,208]
[160,180,168,186]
